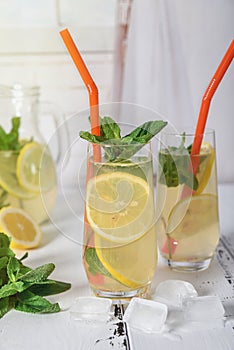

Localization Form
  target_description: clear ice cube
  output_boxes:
[153,280,198,308]
[123,298,168,333]
[70,296,112,322]
[183,295,225,321]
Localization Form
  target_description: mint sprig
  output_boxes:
[0,117,33,152]
[80,116,167,161]
[158,136,199,190]
[0,117,21,151]
[0,233,71,318]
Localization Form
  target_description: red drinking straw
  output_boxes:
[60,28,101,162]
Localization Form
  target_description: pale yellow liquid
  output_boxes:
[156,153,220,263]
[83,224,157,294]
[0,147,57,224]
[83,157,157,296]
[7,187,57,224]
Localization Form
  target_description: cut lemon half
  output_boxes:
[167,194,218,241]
[195,142,215,195]
[0,151,34,199]
[86,172,155,244]
[0,206,42,249]
[16,142,57,193]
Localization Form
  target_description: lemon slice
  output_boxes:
[16,142,57,193]
[167,194,218,241]
[94,226,156,289]
[86,172,155,244]
[0,206,42,249]
[95,240,143,288]
[0,151,34,199]
[196,142,215,194]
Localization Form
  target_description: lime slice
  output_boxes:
[0,151,34,199]
[196,142,215,194]
[86,172,155,244]
[0,206,42,249]
[167,194,218,241]
[16,142,57,193]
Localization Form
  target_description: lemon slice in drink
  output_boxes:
[86,172,154,244]
[196,142,215,195]
[95,240,144,288]
[167,194,218,241]
[16,142,56,193]
[0,206,42,249]
[94,224,156,288]
[0,151,34,199]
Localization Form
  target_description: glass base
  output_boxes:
[163,257,212,272]
[92,285,150,304]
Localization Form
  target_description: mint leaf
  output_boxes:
[0,281,25,298]
[15,290,60,314]
[85,248,112,279]
[0,117,21,151]
[0,233,11,249]
[79,131,105,144]
[0,297,15,318]
[0,247,15,258]
[0,256,8,270]
[122,120,167,144]
[80,117,167,162]
[20,263,55,283]
[28,280,71,296]
[158,144,198,190]
[7,257,21,282]
[101,116,121,140]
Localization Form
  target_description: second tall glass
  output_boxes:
[156,129,220,272]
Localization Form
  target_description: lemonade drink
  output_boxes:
[83,143,157,300]
[0,143,57,224]
[156,130,220,271]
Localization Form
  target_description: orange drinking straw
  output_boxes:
[60,28,101,161]
[191,39,234,173]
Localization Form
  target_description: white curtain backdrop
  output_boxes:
[121,0,234,183]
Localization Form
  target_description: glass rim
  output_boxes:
[87,140,152,148]
[0,84,40,98]
[160,128,215,137]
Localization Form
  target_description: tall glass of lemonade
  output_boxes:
[156,129,220,271]
[83,141,157,301]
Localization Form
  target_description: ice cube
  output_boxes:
[183,295,225,322]
[153,280,198,308]
[70,296,112,322]
[123,298,168,333]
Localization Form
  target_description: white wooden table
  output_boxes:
[0,183,233,350]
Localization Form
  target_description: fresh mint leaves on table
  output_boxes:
[0,233,71,318]
[80,116,167,162]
